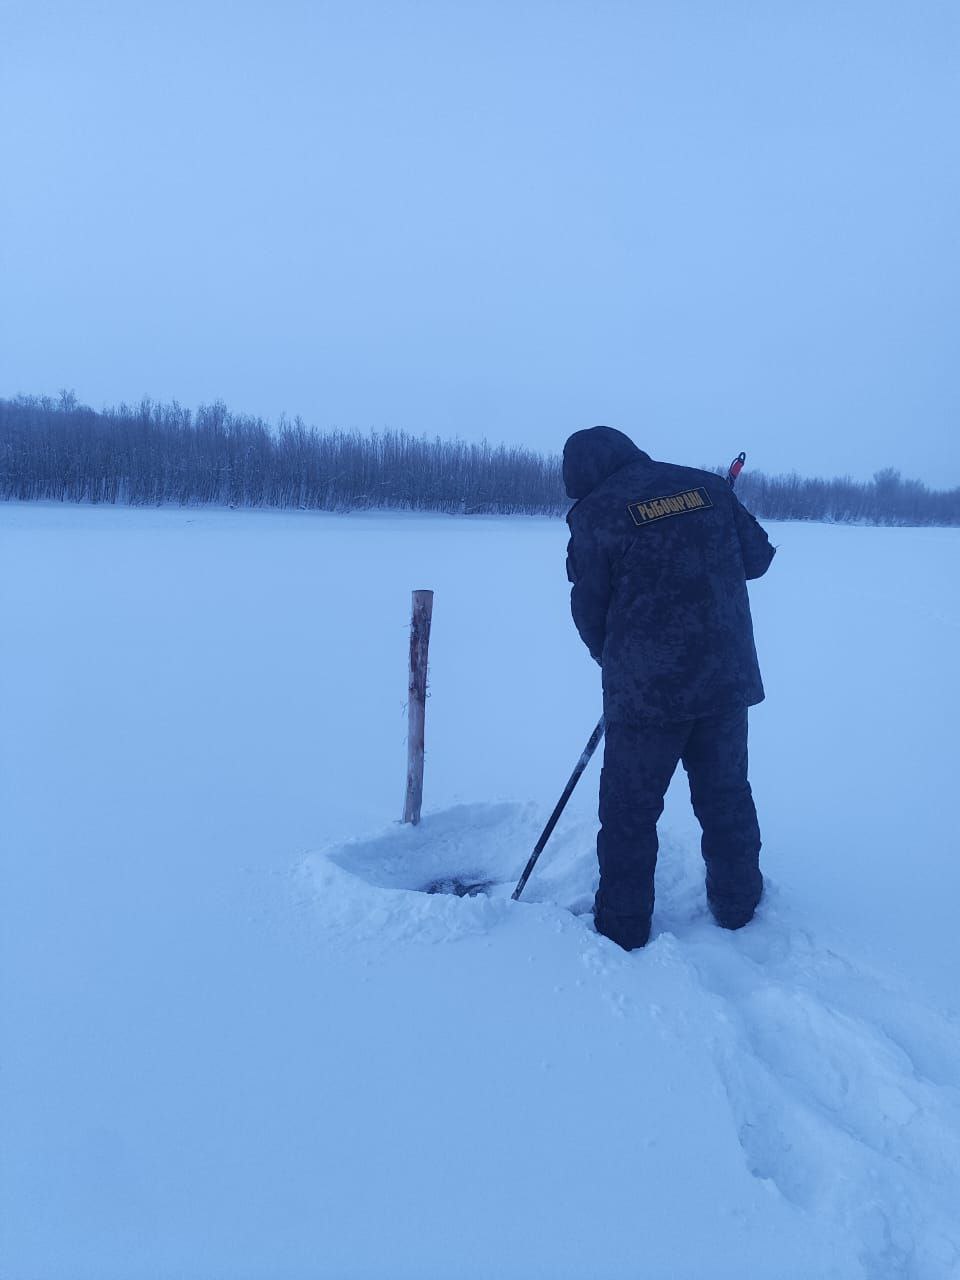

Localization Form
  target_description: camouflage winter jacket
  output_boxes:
[563,427,775,724]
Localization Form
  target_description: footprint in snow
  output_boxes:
[661,876,960,1279]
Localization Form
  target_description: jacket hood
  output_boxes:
[562,426,648,500]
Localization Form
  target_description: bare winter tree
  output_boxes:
[1,395,957,525]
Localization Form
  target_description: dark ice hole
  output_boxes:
[422,876,496,898]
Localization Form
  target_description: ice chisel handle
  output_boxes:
[511,716,606,901]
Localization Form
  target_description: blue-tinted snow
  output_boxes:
[2,502,959,1279]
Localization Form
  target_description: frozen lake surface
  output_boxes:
[2,502,959,1279]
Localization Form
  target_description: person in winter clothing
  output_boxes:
[563,426,776,950]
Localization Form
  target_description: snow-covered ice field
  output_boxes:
[2,501,959,1280]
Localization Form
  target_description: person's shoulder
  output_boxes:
[566,493,603,533]
[567,476,634,538]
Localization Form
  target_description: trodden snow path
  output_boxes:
[2,502,959,1279]
[307,803,960,1280]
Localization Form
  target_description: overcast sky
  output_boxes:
[2,0,957,484]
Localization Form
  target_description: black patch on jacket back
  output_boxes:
[628,487,713,527]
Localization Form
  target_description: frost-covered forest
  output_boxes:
[2,393,957,525]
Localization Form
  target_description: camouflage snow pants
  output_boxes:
[594,707,763,951]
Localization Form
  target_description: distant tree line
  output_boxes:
[0,394,563,515]
[728,465,959,527]
[1,393,957,526]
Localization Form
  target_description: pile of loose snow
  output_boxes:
[305,802,960,1279]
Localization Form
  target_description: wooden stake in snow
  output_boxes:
[403,589,434,825]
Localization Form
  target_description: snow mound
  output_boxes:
[303,802,601,945]
[305,804,960,1277]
